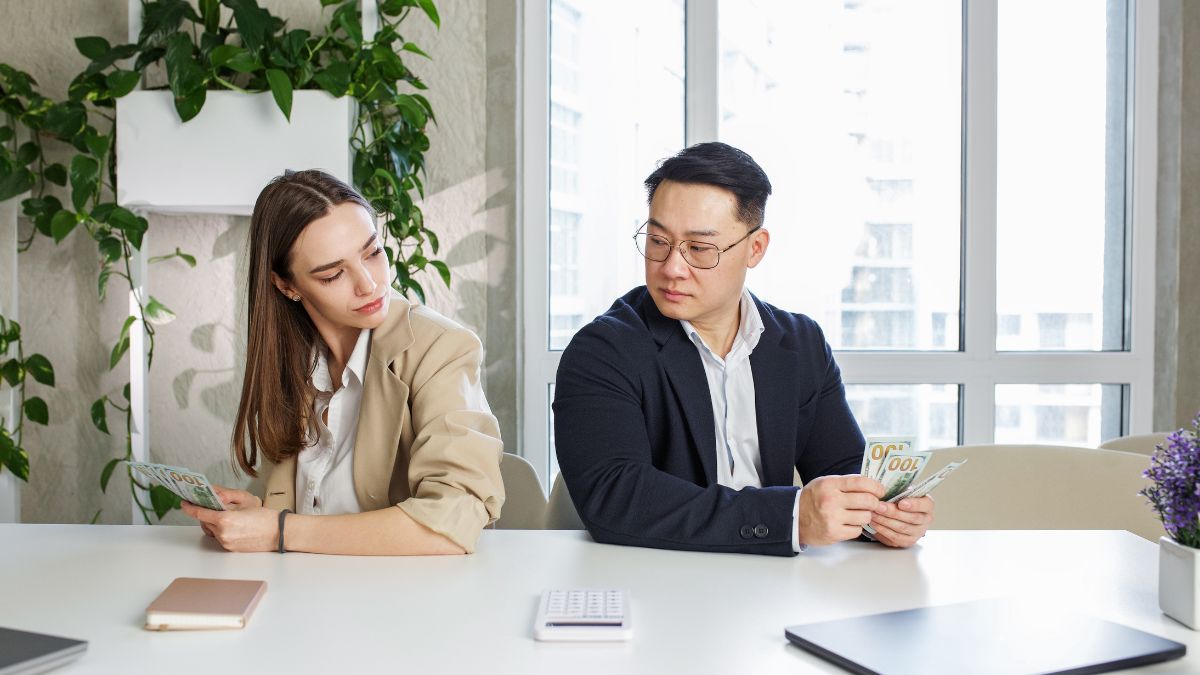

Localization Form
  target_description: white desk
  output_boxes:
[0,526,1194,674]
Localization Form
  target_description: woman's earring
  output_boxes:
[292,295,301,302]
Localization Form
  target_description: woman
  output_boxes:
[181,170,504,554]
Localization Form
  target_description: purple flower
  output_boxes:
[1141,413,1200,548]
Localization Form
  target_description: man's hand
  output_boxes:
[797,475,885,547]
[181,501,280,552]
[869,496,935,548]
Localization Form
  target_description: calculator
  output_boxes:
[533,589,632,642]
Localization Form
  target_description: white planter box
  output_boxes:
[116,90,354,215]
[1,194,24,522]
[1160,535,1200,630]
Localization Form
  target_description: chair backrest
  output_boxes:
[494,453,547,529]
[1098,432,1171,456]
[544,473,586,530]
[920,444,1162,541]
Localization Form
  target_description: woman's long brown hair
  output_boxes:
[232,170,375,476]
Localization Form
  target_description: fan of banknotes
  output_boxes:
[859,437,967,538]
[126,461,225,511]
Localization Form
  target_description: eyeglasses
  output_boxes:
[633,223,762,270]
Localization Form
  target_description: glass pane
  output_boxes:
[719,0,962,350]
[845,384,960,451]
[996,0,1128,351]
[548,0,686,350]
[994,384,1126,446]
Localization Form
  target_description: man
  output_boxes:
[552,142,934,555]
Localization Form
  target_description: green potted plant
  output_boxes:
[1140,412,1200,630]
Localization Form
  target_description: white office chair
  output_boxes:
[1099,432,1171,456]
[919,444,1162,541]
[544,473,586,530]
[493,453,547,529]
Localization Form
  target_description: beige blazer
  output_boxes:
[261,292,505,553]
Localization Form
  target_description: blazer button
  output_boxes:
[739,525,755,539]
[753,524,769,538]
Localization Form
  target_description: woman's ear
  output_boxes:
[271,272,299,302]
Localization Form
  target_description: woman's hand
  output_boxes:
[213,485,262,511]
[180,501,280,552]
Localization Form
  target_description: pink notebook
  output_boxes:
[144,578,267,631]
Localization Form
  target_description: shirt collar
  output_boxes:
[312,328,372,393]
[680,287,765,358]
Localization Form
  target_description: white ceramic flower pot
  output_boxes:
[1159,535,1200,630]
[116,90,354,215]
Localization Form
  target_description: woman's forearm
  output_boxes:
[285,506,466,556]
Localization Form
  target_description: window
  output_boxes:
[522,0,1157,488]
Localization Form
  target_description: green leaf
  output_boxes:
[97,266,113,300]
[312,61,351,97]
[84,132,111,159]
[110,207,148,250]
[24,354,54,387]
[43,163,67,186]
[44,102,86,140]
[430,260,451,287]
[0,433,29,481]
[395,94,428,128]
[228,0,275,54]
[100,457,120,491]
[334,3,363,45]
[265,69,293,121]
[91,396,110,435]
[123,382,131,402]
[0,127,11,143]
[415,0,440,28]
[105,70,141,98]
[406,278,426,304]
[199,0,221,33]
[109,315,137,370]
[320,0,345,6]
[149,484,182,519]
[75,36,112,60]
[90,202,116,223]
[209,44,243,68]
[138,0,189,49]
[0,166,34,202]
[143,297,177,326]
[16,142,38,166]
[426,228,439,254]
[98,236,123,264]
[149,247,196,268]
[23,396,48,425]
[0,359,22,387]
[225,50,259,73]
[69,155,99,212]
[89,509,102,524]
[174,88,207,122]
[50,210,78,244]
[401,42,431,59]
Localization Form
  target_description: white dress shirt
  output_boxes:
[295,328,372,516]
[680,287,804,552]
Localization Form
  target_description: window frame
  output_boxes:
[519,0,1158,489]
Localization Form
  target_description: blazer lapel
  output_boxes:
[352,291,414,511]
[749,297,802,488]
[643,293,718,485]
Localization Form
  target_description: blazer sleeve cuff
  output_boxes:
[396,490,493,554]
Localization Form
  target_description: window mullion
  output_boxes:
[961,0,999,444]
[685,0,719,144]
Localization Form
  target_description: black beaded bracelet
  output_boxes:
[277,508,292,554]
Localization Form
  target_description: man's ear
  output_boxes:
[747,228,770,269]
[271,272,296,300]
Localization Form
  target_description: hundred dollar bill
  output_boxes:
[860,437,914,481]
[876,451,931,501]
[888,459,969,503]
[125,461,225,510]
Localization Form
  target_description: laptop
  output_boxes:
[784,599,1186,675]
[0,627,87,675]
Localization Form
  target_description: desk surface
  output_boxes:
[0,526,1194,674]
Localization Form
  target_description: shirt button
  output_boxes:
[739,525,755,539]
[306,480,316,490]
[753,524,769,538]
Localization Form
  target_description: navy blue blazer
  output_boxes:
[553,286,865,556]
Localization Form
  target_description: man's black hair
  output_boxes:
[643,142,773,228]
